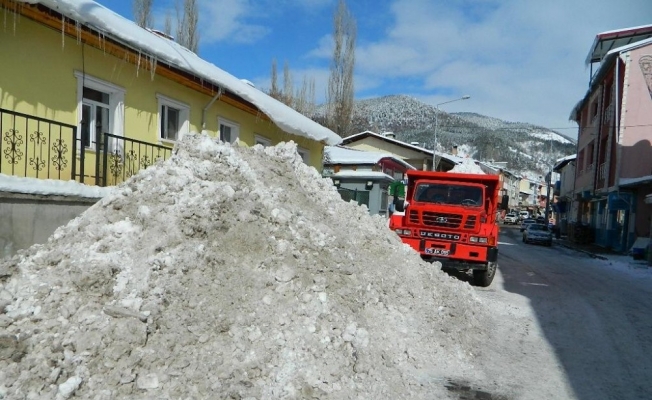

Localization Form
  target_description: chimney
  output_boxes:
[452,145,458,156]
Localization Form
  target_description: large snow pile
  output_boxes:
[449,158,486,174]
[0,134,498,399]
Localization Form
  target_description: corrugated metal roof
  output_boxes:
[585,24,652,65]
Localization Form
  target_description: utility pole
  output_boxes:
[544,132,552,222]
[432,95,470,171]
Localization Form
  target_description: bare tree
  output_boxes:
[294,76,316,116]
[266,60,316,118]
[133,0,153,28]
[175,0,200,52]
[164,12,173,37]
[268,58,281,101]
[282,61,294,107]
[326,0,356,137]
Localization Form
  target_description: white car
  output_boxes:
[518,210,530,221]
[504,213,518,224]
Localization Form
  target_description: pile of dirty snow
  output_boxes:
[0,134,498,399]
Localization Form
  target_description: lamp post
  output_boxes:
[433,95,470,171]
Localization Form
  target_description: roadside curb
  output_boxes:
[557,242,608,260]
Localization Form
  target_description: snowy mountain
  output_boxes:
[317,95,577,180]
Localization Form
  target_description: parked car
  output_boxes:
[522,223,553,246]
[504,213,519,224]
[518,210,530,221]
[520,218,536,232]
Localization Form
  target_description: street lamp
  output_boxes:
[433,95,470,171]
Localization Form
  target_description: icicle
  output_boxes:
[136,51,141,77]
[149,55,158,81]
[75,20,81,44]
[61,14,65,50]
[12,0,18,34]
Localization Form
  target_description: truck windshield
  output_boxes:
[414,183,483,207]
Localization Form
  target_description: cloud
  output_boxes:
[347,0,652,133]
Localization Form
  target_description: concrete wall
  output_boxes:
[0,193,98,259]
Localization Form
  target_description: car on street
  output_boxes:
[520,218,536,232]
[504,213,519,224]
[522,223,553,246]
[518,210,530,221]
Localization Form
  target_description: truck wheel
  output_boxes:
[472,262,496,287]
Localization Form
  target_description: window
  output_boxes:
[157,95,189,142]
[297,147,310,164]
[75,72,125,150]
[254,134,272,147]
[218,117,240,144]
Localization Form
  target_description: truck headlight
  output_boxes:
[470,236,488,243]
[395,229,411,236]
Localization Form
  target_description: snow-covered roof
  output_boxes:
[18,0,341,146]
[0,173,113,198]
[330,170,394,181]
[324,146,416,169]
[448,158,485,174]
[553,154,576,171]
[341,131,463,165]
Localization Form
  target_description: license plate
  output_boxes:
[425,248,450,256]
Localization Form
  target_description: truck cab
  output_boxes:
[389,170,500,287]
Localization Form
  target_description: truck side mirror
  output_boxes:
[395,199,406,212]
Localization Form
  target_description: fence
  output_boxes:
[1,108,173,187]
[1,108,79,181]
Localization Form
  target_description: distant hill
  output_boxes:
[315,95,576,180]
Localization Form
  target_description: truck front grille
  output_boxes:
[421,212,463,228]
[409,210,478,230]
[464,216,477,229]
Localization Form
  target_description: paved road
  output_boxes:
[476,224,652,400]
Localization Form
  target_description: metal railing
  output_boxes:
[95,133,173,187]
[598,162,607,181]
[1,108,174,187]
[1,108,79,182]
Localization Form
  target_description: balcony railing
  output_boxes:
[1,108,79,181]
[598,162,607,181]
[1,108,173,188]
[94,133,173,187]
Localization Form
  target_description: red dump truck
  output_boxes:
[389,170,501,287]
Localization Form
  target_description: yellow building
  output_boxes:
[0,0,340,186]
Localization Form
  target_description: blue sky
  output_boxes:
[99,0,652,138]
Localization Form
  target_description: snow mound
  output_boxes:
[449,158,486,174]
[0,134,495,399]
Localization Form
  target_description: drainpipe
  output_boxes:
[201,87,222,131]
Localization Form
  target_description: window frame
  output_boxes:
[297,147,310,164]
[74,71,125,151]
[218,117,240,144]
[156,94,190,143]
[254,134,272,147]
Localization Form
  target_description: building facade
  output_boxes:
[570,25,652,252]
[0,0,339,188]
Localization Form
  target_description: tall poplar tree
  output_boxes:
[326,0,356,137]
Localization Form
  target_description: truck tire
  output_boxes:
[472,262,496,287]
